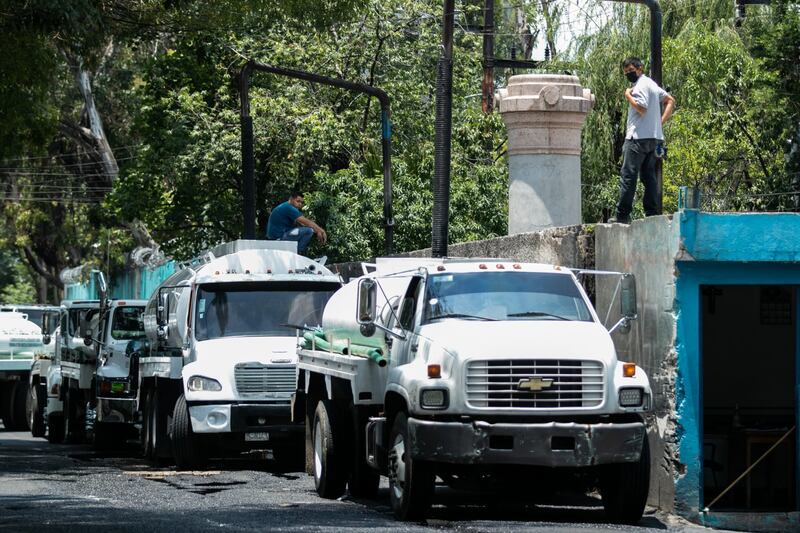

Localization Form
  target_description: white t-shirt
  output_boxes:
[625,74,668,140]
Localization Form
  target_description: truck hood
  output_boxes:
[191,336,298,366]
[417,320,615,361]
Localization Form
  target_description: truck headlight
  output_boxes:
[420,388,448,409]
[188,375,222,392]
[619,387,643,407]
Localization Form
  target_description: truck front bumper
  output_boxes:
[189,402,299,435]
[408,418,645,467]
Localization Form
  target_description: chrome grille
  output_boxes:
[465,359,604,409]
[235,364,296,395]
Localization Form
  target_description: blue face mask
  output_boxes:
[626,71,640,83]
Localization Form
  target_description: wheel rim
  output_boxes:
[313,419,323,482]
[389,432,406,502]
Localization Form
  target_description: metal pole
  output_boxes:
[432,0,455,258]
[239,63,256,239]
[237,61,394,254]
[481,0,495,114]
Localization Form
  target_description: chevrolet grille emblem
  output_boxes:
[517,377,554,392]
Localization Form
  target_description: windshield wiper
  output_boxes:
[429,313,497,322]
[507,311,570,320]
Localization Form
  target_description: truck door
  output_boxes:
[389,276,424,366]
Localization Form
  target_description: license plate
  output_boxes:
[245,432,270,442]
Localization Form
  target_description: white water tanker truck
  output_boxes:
[295,258,652,523]
[0,311,48,430]
[135,240,341,468]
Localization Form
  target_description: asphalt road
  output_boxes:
[0,427,722,533]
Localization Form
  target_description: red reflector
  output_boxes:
[427,364,442,378]
[513,264,521,269]
[437,265,446,271]
[99,381,111,394]
[496,264,505,269]
[479,264,487,269]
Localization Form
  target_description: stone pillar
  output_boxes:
[497,74,594,235]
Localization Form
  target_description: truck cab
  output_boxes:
[299,258,652,523]
[86,299,147,448]
[137,240,341,468]
[41,300,100,443]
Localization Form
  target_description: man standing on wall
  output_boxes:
[266,191,327,253]
[610,57,675,224]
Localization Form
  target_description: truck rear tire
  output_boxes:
[3,381,30,430]
[312,399,347,498]
[600,434,650,524]
[388,412,434,521]
[28,384,46,437]
[171,394,205,470]
[141,389,154,458]
[62,387,84,444]
[47,413,65,444]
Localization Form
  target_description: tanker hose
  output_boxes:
[302,331,387,367]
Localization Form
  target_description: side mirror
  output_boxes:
[357,278,378,325]
[83,333,93,347]
[620,274,638,319]
[43,334,51,345]
[42,313,53,336]
[156,290,169,327]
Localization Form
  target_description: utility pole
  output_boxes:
[481,0,495,114]
[432,0,455,258]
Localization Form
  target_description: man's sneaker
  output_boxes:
[608,216,631,224]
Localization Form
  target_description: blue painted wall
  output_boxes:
[674,210,800,529]
[64,261,176,302]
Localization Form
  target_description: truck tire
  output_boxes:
[145,387,172,463]
[47,413,65,444]
[171,394,205,470]
[600,434,650,524]
[4,381,30,430]
[312,399,347,498]
[347,407,379,499]
[388,412,434,521]
[28,384,46,437]
[62,387,84,444]
[0,383,11,428]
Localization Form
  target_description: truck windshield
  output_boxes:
[194,281,339,340]
[110,306,145,340]
[423,271,593,323]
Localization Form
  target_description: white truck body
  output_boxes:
[136,240,341,467]
[0,312,48,430]
[297,258,653,523]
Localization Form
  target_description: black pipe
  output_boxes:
[239,63,257,239]
[432,0,455,258]
[237,61,394,254]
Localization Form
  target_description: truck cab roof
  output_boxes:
[370,257,573,277]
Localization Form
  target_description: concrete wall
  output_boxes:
[595,215,681,512]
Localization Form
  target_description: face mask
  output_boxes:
[626,71,640,83]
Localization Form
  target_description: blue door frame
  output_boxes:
[675,261,800,523]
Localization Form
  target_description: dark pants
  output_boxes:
[279,227,314,253]
[616,138,659,220]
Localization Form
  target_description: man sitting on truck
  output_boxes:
[266,191,327,253]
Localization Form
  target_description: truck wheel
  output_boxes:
[47,413,65,444]
[146,388,172,463]
[312,399,346,498]
[388,412,434,521]
[4,381,30,430]
[347,408,379,499]
[0,383,11,428]
[28,384,46,437]
[600,434,651,524]
[171,395,205,470]
[62,388,84,444]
